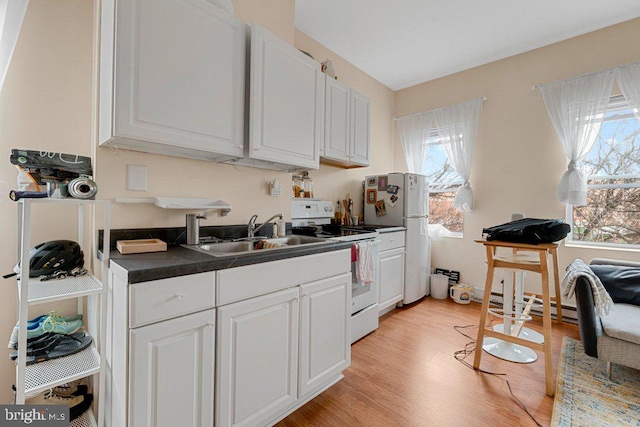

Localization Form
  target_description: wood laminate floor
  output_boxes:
[278,297,580,427]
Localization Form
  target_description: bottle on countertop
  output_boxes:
[302,171,313,198]
[277,218,286,237]
[292,175,304,198]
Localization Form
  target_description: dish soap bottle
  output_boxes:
[277,218,286,237]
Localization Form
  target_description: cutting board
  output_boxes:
[117,239,167,254]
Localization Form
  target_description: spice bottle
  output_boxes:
[302,171,313,198]
[292,175,304,198]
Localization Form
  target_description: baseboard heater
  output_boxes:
[476,291,578,323]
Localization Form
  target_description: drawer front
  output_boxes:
[129,272,216,328]
[217,249,350,306]
[378,231,405,252]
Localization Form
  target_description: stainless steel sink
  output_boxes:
[183,235,328,257]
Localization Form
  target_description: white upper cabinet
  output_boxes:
[246,22,324,170]
[323,78,351,163]
[321,75,371,167]
[350,89,371,166]
[99,0,245,160]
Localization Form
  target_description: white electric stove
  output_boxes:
[291,199,380,343]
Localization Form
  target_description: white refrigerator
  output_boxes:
[363,172,430,304]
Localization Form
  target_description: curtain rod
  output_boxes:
[394,96,486,121]
[531,59,640,90]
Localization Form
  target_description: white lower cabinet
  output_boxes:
[299,273,351,398]
[129,309,216,427]
[216,288,299,427]
[108,250,351,427]
[216,272,352,426]
[378,231,406,316]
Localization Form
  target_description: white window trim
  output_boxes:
[564,94,640,250]
[565,202,640,252]
[425,137,465,237]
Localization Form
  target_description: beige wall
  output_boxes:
[3,0,638,406]
[0,0,94,404]
[96,0,395,230]
[395,18,640,297]
[294,30,396,216]
[0,0,394,403]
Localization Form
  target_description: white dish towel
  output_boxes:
[356,241,375,285]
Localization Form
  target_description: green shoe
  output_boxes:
[26,317,84,340]
[7,312,83,348]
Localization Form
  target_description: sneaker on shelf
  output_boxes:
[7,312,83,348]
[28,317,83,340]
[52,381,88,397]
[26,389,93,421]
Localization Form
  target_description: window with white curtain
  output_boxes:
[424,135,463,235]
[567,95,640,247]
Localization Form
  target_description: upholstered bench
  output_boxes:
[574,258,640,377]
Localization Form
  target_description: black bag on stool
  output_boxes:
[482,218,570,244]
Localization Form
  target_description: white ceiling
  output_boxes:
[294,0,640,91]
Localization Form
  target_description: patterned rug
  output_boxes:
[552,336,640,426]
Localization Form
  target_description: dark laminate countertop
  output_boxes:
[109,240,353,284]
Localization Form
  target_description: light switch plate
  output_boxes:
[127,165,147,191]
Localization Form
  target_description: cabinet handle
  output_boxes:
[175,293,184,300]
[207,323,214,329]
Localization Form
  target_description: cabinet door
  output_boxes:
[129,309,215,427]
[379,248,405,313]
[249,22,323,169]
[323,77,350,162]
[299,273,351,398]
[349,89,371,166]
[217,288,299,427]
[109,0,245,157]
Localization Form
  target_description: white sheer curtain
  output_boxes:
[617,64,640,122]
[432,98,483,212]
[0,0,29,93]
[396,111,434,236]
[396,111,434,174]
[539,70,615,206]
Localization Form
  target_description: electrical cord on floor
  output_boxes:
[452,324,543,427]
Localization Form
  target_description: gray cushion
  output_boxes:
[600,303,640,345]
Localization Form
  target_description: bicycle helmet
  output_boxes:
[15,240,84,278]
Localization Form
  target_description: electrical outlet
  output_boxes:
[270,180,282,197]
[127,165,147,191]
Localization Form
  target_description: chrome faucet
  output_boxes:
[186,213,207,245]
[248,213,283,238]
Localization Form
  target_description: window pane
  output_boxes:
[573,185,640,244]
[583,109,640,177]
[423,143,461,186]
[429,191,463,233]
[424,141,463,234]
[571,103,640,247]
